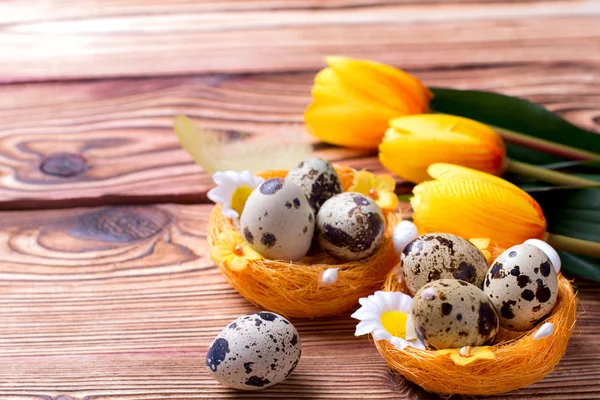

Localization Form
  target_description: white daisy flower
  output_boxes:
[207,170,264,220]
[352,291,425,350]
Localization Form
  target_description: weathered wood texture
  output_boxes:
[1,1,600,81]
[0,204,598,399]
[1,65,599,209]
[0,0,599,398]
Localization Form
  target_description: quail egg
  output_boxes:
[483,244,558,331]
[241,178,315,261]
[316,192,385,261]
[206,311,301,390]
[412,279,499,349]
[287,157,342,212]
[402,233,489,295]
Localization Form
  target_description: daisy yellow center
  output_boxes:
[231,185,254,216]
[368,188,379,200]
[380,311,408,338]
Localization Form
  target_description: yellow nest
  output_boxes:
[376,268,578,395]
[208,166,400,318]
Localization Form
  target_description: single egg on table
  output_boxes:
[401,233,489,295]
[412,279,499,349]
[206,311,301,390]
[286,157,342,212]
[483,243,558,331]
[316,192,385,261]
[241,178,315,261]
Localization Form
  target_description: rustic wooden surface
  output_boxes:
[0,0,599,398]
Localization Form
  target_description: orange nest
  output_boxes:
[375,268,577,395]
[207,166,400,318]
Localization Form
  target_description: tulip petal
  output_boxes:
[412,166,546,249]
[326,56,432,113]
[305,57,432,149]
[379,116,505,183]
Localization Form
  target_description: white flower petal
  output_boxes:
[372,328,392,342]
[524,239,561,274]
[405,314,418,341]
[393,221,419,256]
[534,322,555,340]
[210,170,263,220]
[212,172,230,186]
[221,206,239,219]
[355,321,378,336]
[389,336,410,350]
[406,338,426,350]
[351,306,378,321]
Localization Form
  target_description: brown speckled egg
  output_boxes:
[241,178,315,261]
[287,157,342,212]
[412,279,499,349]
[206,311,301,390]
[483,244,558,331]
[402,233,489,295]
[316,192,385,261]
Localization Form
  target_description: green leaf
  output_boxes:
[430,88,600,164]
[531,188,600,281]
[558,251,600,282]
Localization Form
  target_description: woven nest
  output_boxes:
[208,166,400,318]
[375,267,578,395]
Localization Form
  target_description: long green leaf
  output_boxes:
[530,188,600,281]
[430,88,600,164]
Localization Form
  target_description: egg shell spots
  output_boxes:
[412,279,499,350]
[241,178,315,261]
[206,312,301,390]
[287,157,342,212]
[316,192,385,261]
[402,233,489,295]
[483,244,558,331]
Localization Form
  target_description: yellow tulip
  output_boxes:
[379,114,506,183]
[411,163,547,250]
[304,56,432,149]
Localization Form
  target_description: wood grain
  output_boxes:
[0,203,598,399]
[0,64,599,209]
[1,1,599,81]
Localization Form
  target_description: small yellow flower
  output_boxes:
[349,170,398,210]
[210,230,263,271]
[437,346,495,366]
[469,238,493,264]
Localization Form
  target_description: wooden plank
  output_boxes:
[0,203,598,399]
[1,1,599,81]
[0,64,599,210]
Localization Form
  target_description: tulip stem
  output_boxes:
[505,159,599,187]
[490,125,600,161]
[547,233,600,258]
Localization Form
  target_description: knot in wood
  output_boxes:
[40,153,89,177]
[77,207,170,242]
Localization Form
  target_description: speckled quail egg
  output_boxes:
[241,178,315,261]
[287,157,342,212]
[412,279,499,349]
[206,311,301,390]
[483,244,558,331]
[316,192,385,261]
[401,233,489,295]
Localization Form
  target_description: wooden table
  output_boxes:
[1,1,599,399]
